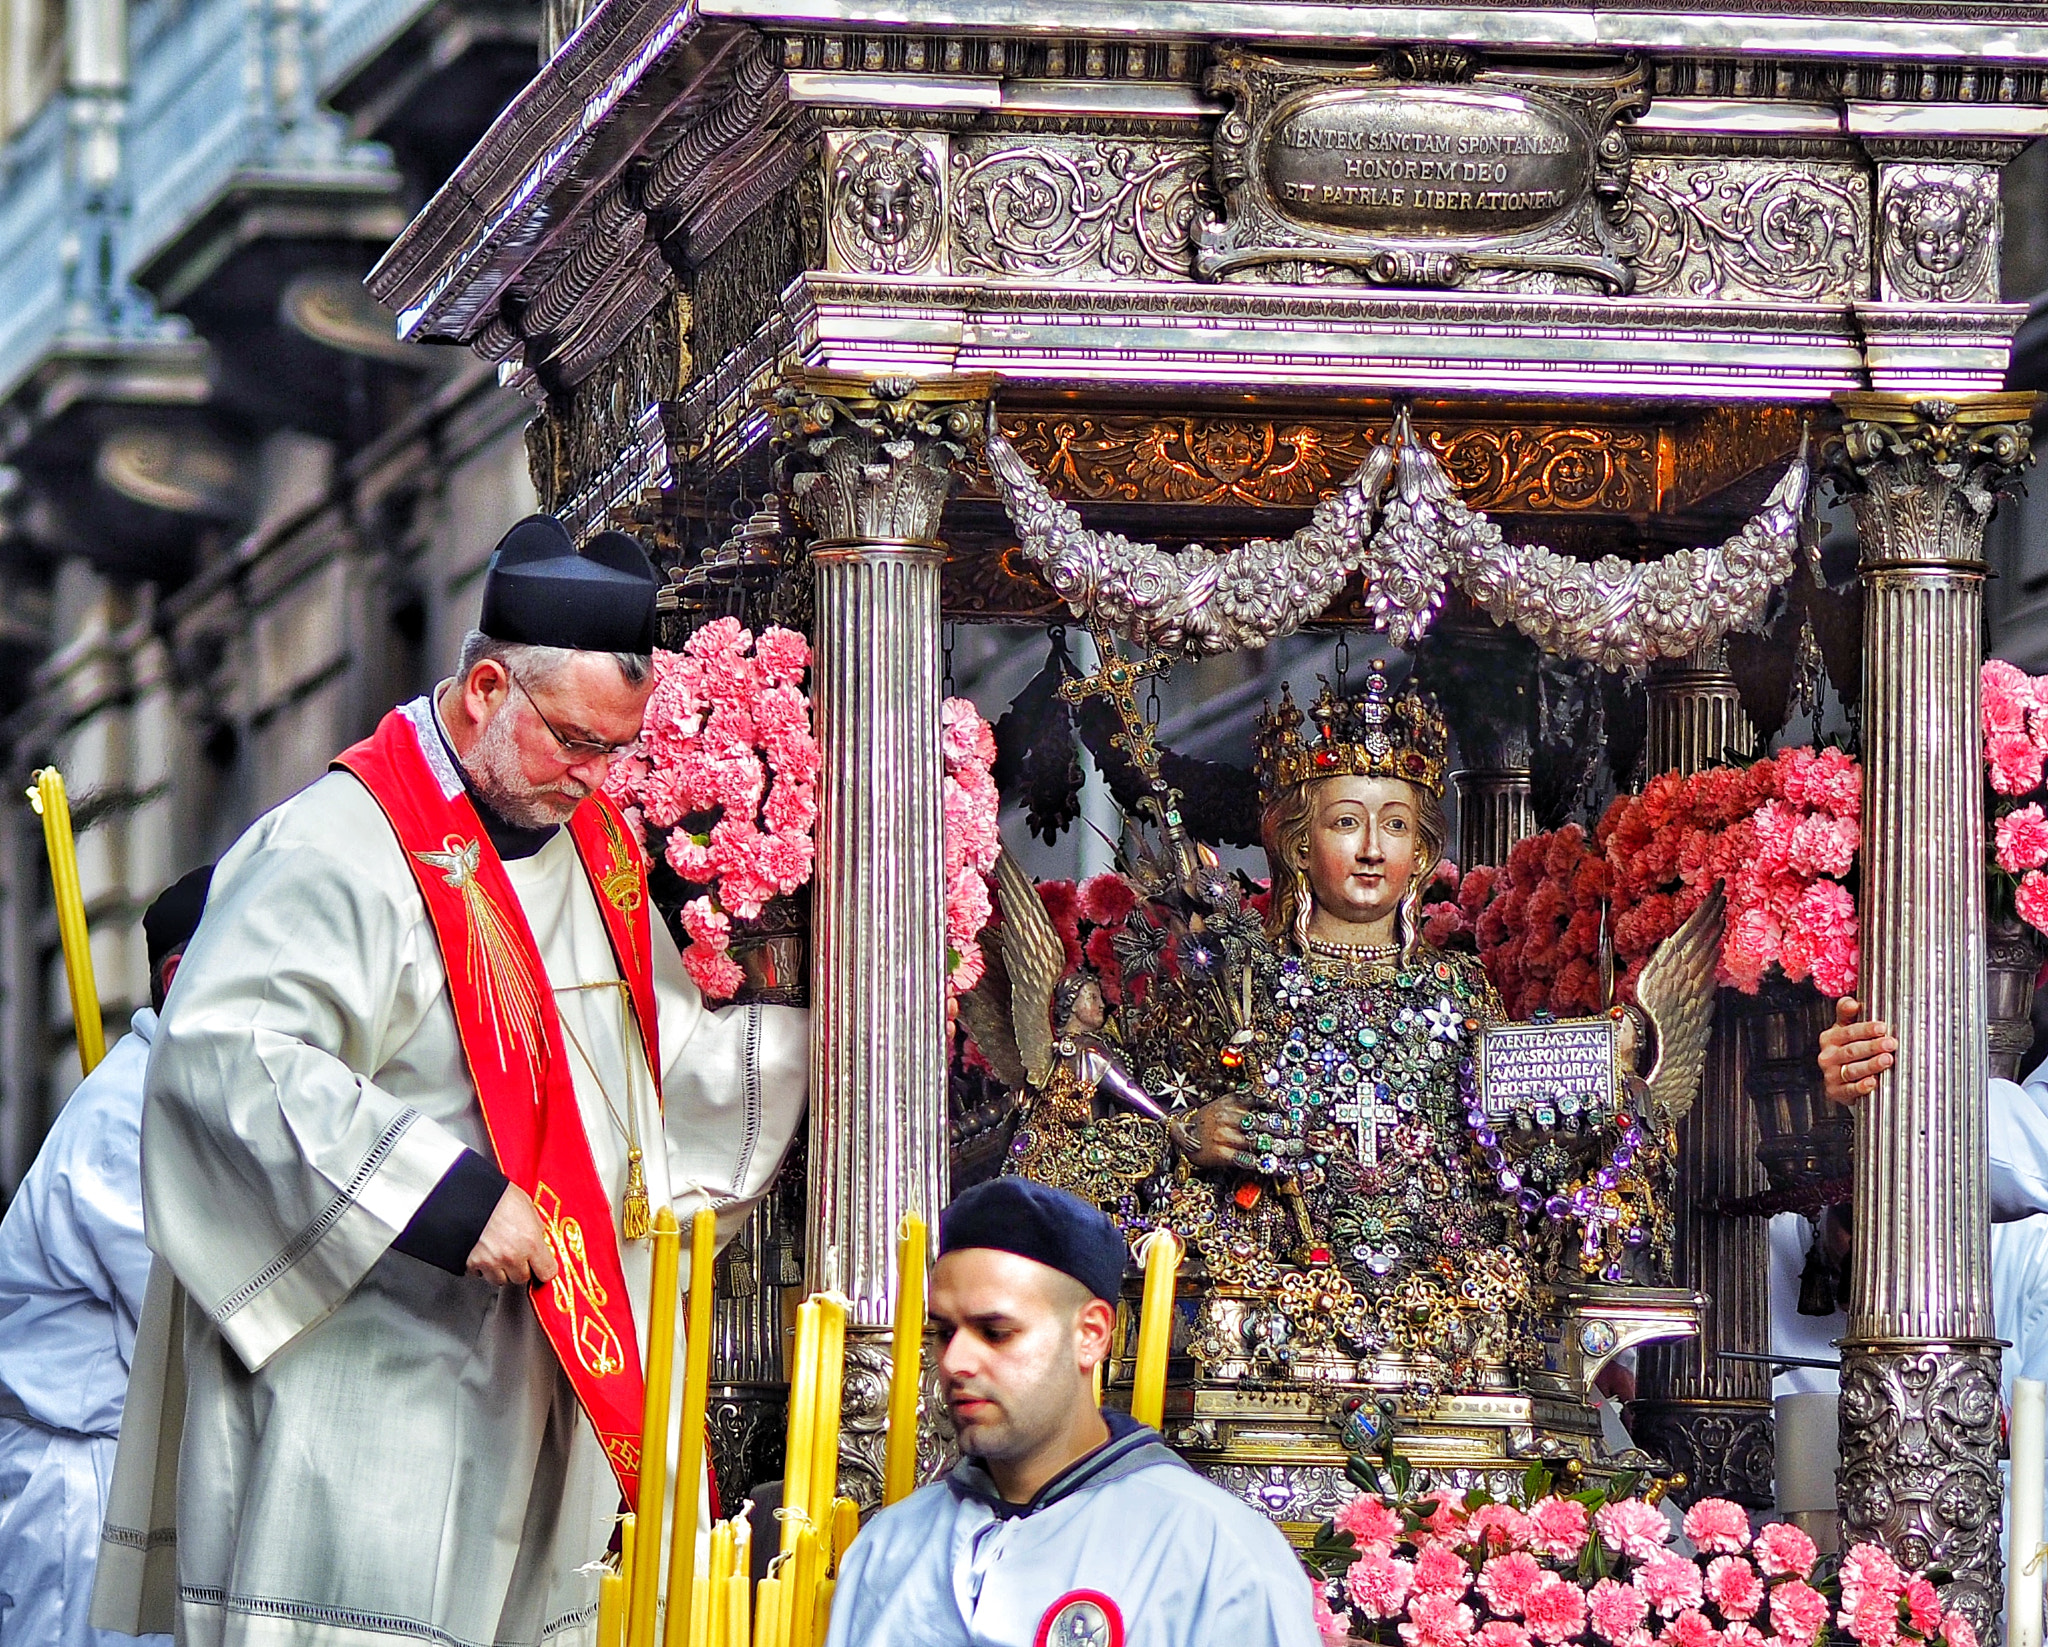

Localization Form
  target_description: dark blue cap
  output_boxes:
[939,1179,1130,1302]
[144,864,212,971]
[479,516,658,654]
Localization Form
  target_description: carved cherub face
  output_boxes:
[1297,775,1421,932]
[1057,977,1106,1036]
[1909,190,1968,274]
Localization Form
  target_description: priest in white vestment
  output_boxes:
[0,868,208,1647]
[93,519,808,1647]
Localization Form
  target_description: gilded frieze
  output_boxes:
[966,414,1656,515]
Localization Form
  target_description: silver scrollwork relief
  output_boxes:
[1878,165,2000,305]
[1622,159,1868,302]
[951,137,1208,281]
[826,131,947,276]
[835,1332,957,1512]
[1626,1401,1776,1509]
[1839,1342,2005,1637]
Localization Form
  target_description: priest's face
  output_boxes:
[1299,775,1421,934]
[929,1248,1112,1482]
[466,653,651,828]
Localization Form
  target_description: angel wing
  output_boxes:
[1637,886,1725,1122]
[956,941,1029,1091]
[994,847,1069,1087]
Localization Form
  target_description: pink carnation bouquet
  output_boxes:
[943,696,1002,995]
[604,618,820,1001]
[1466,746,1861,1014]
[1982,659,2048,940]
[1306,1444,1976,1647]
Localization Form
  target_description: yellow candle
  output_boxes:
[704,1523,734,1647]
[28,769,103,1075]
[813,1578,834,1645]
[881,1214,926,1506]
[780,1302,822,1554]
[621,1515,638,1602]
[598,1571,627,1647]
[786,1526,820,1647]
[732,1518,751,1595]
[752,1576,781,1647]
[687,1556,713,1647]
[807,1296,847,1525]
[725,1572,751,1647]
[663,1208,719,1647]
[1129,1229,1183,1430]
[632,1210,682,1647]
[830,1498,858,1577]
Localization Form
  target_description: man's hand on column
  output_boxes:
[1818,997,1898,1105]
[467,1183,561,1287]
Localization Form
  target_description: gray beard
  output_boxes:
[461,707,584,830]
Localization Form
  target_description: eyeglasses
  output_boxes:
[508,671,635,761]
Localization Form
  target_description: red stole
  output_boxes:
[335,700,659,1498]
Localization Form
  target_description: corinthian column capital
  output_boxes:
[773,373,994,549]
[1827,393,2037,568]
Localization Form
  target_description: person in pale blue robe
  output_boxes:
[826,1180,1318,1647]
[0,866,210,1647]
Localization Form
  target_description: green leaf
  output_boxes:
[1520,1462,1549,1507]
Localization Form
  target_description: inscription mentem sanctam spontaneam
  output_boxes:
[1478,1018,1621,1126]
[1264,85,1591,241]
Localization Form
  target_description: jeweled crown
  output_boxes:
[1252,661,1450,798]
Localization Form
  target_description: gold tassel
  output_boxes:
[623,1147,651,1241]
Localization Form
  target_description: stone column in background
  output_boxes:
[1419,611,1538,870]
[1630,641,1774,1507]
[775,373,987,1506]
[1829,393,2035,1635]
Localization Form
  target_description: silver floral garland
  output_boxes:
[985,407,1808,668]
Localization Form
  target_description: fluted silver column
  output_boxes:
[1419,613,1539,870]
[776,373,986,1507]
[1632,642,1773,1506]
[1832,393,2036,1634]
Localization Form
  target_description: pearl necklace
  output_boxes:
[1304,935,1399,965]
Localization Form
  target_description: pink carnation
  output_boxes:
[1998,805,2048,873]
[1414,1541,1473,1598]
[1839,1545,1906,1618]
[682,938,745,1001]
[1596,1499,1672,1562]
[1589,1578,1650,1644]
[1767,1581,1830,1647]
[1663,1610,1718,1647]
[1902,1580,1942,1636]
[1634,1555,1704,1619]
[1334,1495,1406,1555]
[941,696,998,769]
[1751,1523,1817,1580]
[1704,1556,1764,1621]
[1311,1580,1348,1645]
[1843,1594,1901,1647]
[1989,730,2046,797]
[1941,1615,1978,1647]
[1346,1553,1416,1619]
[1481,1625,1534,1647]
[1528,1497,1591,1560]
[1682,1500,1750,1556]
[1477,1552,1546,1618]
[753,626,810,687]
[1524,1578,1589,1647]
[2020,870,2048,936]
[1722,1626,1767,1647]
[1402,1594,1479,1647]
[1984,659,2036,736]
[1469,1504,1533,1554]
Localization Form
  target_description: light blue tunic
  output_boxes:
[0,1011,170,1647]
[825,1417,1318,1647]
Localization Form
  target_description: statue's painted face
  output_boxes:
[1298,775,1421,930]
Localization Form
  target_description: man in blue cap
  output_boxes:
[826,1179,1317,1647]
[96,518,809,1647]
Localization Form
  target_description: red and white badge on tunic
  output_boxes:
[1035,1590,1125,1647]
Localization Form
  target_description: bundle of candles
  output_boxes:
[595,1207,1185,1647]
